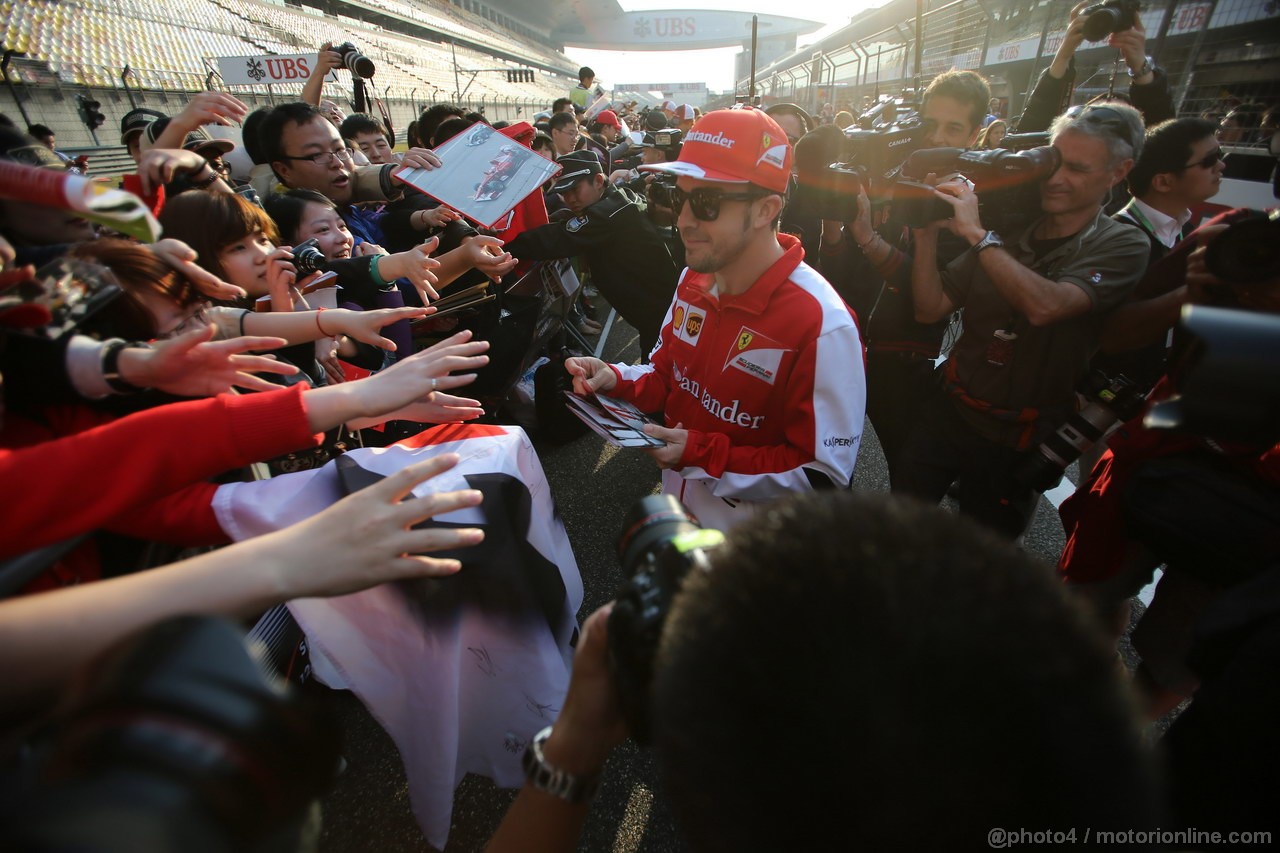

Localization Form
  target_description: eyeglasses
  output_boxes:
[670,187,770,221]
[162,304,209,339]
[281,147,354,166]
[1174,147,1224,171]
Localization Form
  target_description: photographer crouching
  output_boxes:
[896,101,1151,538]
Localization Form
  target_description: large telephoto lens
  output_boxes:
[616,494,701,577]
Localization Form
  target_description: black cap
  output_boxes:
[549,150,602,194]
[120,107,167,145]
[640,128,683,149]
[645,110,668,131]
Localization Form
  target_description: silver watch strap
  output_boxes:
[521,726,600,803]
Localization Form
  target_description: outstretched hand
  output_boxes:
[465,235,518,283]
[329,306,431,351]
[150,238,246,301]
[117,324,298,396]
[349,329,490,419]
[269,452,486,599]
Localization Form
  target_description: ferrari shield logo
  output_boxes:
[737,331,753,351]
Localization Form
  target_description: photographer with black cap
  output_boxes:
[505,150,678,357]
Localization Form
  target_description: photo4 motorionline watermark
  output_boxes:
[988,828,1272,848]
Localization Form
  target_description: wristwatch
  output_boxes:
[521,726,600,803]
[1128,55,1154,79]
[100,338,151,394]
[972,230,1004,254]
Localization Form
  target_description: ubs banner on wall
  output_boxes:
[214,54,336,86]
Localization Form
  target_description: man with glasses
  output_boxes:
[563,107,865,531]
[896,101,1150,539]
[1117,118,1222,261]
[548,112,584,160]
[260,103,482,295]
[1088,117,1224,395]
[505,150,678,355]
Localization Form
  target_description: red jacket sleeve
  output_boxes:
[0,386,320,558]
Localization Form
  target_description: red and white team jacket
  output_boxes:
[610,234,866,530]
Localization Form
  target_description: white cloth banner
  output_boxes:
[215,54,336,86]
[213,424,583,849]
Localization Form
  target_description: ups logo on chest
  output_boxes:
[684,313,704,337]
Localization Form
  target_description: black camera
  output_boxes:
[1081,0,1142,42]
[1016,369,1149,492]
[607,495,725,743]
[1146,304,1280,444]
[291,237,326,275]
[646,174,678,208]
[892,144,1063,231]
[335,42,376,78]
[1204,208,1280,284]
[792,96,927,222]
[0,616,339,852]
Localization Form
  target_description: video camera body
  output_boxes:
[894,138,1060,233]
[793,93,1059,234]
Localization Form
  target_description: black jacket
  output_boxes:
[505,184,678,351]
[1017,59,1176,134]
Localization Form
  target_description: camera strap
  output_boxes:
[940,357,1041,451]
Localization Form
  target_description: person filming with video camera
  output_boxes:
[895,101,1151,538]
[817,70,993,483]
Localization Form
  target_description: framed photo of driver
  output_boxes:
[393,122,559,228]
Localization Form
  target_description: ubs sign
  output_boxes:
[559,11,821,51]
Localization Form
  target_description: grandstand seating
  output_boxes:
[1,0,574,105]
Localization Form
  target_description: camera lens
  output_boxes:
[1081,7,1122,40]
[337,44,376,78]
[293,243,325,275]
[616,495,701,576]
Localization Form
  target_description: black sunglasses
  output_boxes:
[670,186,770,221]
[1174,147,1224,171]
[1066,104,1136,151]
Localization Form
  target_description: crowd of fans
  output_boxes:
[1,2,1278,848]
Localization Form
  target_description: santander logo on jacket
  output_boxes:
[671,362,766,430]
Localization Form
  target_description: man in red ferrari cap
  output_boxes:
[565,106,866,531]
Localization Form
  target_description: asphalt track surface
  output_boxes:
[315,312,1085,853]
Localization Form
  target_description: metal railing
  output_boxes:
[740,0,1280,124]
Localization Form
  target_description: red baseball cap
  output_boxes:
[595,109,621,128]
[639,107,792,193]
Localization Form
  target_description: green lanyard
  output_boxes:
[1123,200,1159,236]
